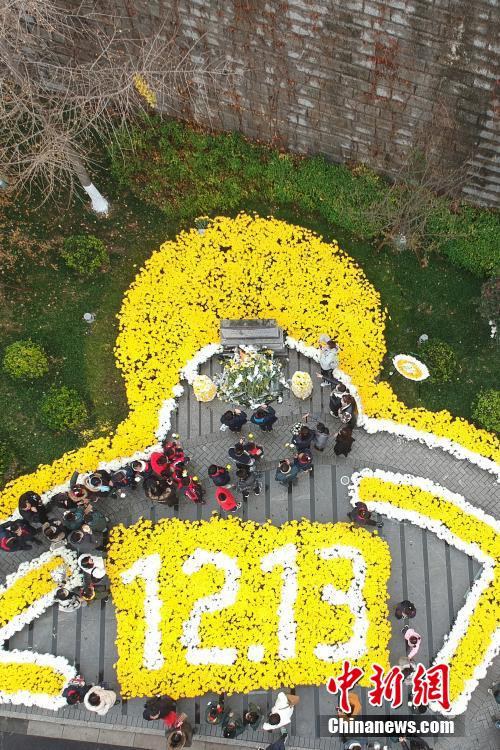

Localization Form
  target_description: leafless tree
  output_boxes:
[0,1,231,213]
[366,105,478,266]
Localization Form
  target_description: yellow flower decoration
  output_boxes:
[393,354,429,382]
[0,214,498,519]
[107,516,391,699]
[192,374,217,402]
[291,371,313,399]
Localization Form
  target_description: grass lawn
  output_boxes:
[0,168,497,483]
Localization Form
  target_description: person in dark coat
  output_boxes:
[338,394,358,428]
[144,476,178,506]
[52,491,78,511]
[329,380,348,417]
[394,600,417,620]
[292,425,314,452]
[275,459,299,486]
[294,450,313,473]
[167,713,193,748]
[204,694,227,725]
[348,501,382,528]
[244,440,264,460]
[334,426,355,457]
[143,695,176,721]
[250,404,278,431]
[0,521,41,551]
[207,465,231,487]
[63,676,92,705]
[235,467,261,499]
[222,710,245,738]
[228,441,255,468]
[220,409,247,432]
[18,491,48,528]
[42,519,67,543]
[63,508,86,532]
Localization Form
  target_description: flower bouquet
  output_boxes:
[291,370,313,399]
[192,374,217,402]
[215,345,286,408]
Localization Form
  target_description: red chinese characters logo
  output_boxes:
[327,661,450,712]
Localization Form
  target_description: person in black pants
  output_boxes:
[250,404,278,431]
[220,409,247,432]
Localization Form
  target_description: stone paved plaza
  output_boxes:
[0,349,498,749]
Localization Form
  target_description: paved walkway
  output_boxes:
[1,349,498,749]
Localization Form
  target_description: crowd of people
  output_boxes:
[0,336,440,746]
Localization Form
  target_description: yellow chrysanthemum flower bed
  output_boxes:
[0,556,66,630]
[0,662,68,697]
[107,516,391,698]
[0,213,498,519]
[357,475,500,713]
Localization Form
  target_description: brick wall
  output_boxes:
[94,0,500,205]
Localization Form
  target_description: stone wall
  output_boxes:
[94,0,500,205]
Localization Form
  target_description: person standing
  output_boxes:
[334,426,355,457]
[243,701,263,729]
[329,380,348,417]
[235,467,261,500]
[403,627,422,660]
[143,695,176,721]
[220,409,247,432]
[251,404,278,431]
[294,450,313,473]
[348,501,382,528]
[215,487,241,512]
[262,692,300,731]
[316,338,339,386]
[292,425,314,452]
[275,459,299,486]
[207,465,231,488]
[55,588,81,612]
[84,685,119,715]
[395,601,417,620]
[228,441,255,469]
[204,694,226,724]
[18,491,48,528]
[338,394,358,428]
[222,710,245,738]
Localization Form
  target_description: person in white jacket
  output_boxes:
[262,692,300,731]
[316,337,339,386]
[84,685,118,715]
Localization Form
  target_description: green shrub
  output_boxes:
[430,206,500,278]
[479,277,500,322]
[109,116,499,273]
[0,439,14,480]
[472,389,500,433]
[420,339,459,383]
[40,385,88,431]
[3,339,49,380]
[61,234,108,277]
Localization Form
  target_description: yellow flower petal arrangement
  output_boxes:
[192,374,217,402]
[291,371,313,399]
[0,213,498,519]
[351,469,500,715]
[0,548,81,708]
[392,354,429,382]
[107,515,391,699]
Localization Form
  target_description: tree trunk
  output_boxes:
[72,155,109,215]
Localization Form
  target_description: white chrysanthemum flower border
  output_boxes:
[349,468,500,716]
[0,547,81,709]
